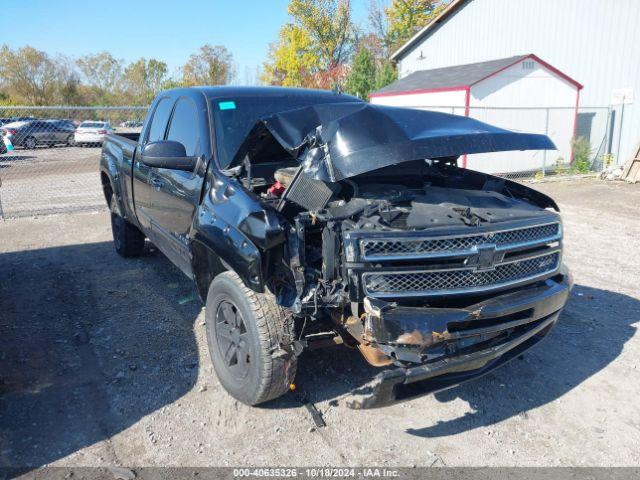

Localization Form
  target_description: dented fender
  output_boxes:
[191,172,288,293]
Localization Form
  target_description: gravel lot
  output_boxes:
[0,179,639,469]
[0,145,104,218]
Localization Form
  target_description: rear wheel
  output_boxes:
[205,271,297,406]
[110,196,145,257]
[66,134,75,147]
[24,137,36,149]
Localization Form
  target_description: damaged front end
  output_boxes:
[345,272,571,408]
[223,101,571,409]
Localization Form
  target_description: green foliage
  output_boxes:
[345,47,376,99]
[554,157,570,176]
[571,136,592,174]
[374,61,397,90]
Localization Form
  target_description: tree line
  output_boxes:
[262,0,447,99]
[0,0,446,106]
[0,44,235,106]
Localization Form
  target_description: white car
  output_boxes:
[74,121,113,146]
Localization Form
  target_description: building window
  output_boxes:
[522,60,535,70]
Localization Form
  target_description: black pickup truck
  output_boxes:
[100,86,572,409]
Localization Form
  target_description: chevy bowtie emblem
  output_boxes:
[469,244,504,271]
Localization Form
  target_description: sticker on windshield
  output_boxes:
[218,101,236,110]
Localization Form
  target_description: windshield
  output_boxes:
[211,95,361,169]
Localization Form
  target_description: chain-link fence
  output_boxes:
[0,106,147,218]
[0,104,614,219]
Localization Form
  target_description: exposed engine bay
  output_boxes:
[233,157,564,381]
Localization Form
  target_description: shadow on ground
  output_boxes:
[0,154,37,166]
[1,238,636,467]
[0,241,201,469]
[403,284,638,438]
[273,285,638,419]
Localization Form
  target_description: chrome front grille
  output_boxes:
[361,222,560,261]
[362,251,560,297]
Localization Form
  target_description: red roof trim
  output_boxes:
[369,85,469,98]
[470,54,583,90]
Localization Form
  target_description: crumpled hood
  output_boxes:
[231,102,556,183]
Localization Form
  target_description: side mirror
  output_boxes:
[141,140,197,171]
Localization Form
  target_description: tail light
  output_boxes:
[4,128,17,135]
[97,129,107,134]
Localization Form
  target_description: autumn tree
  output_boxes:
[263,0,355,88]
[386,0,446,50]
[182,45,235,86]
[261,24,318,87]
[288,0,354,69]
[0,45,63,104]
[76,52,123,104]
[368,0,393,57]
[122,58,168,104]
[55,56,85,104]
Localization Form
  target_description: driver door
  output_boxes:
[146,96,204,276]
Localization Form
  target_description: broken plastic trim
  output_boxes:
[347,312,559,409]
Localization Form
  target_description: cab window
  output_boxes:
[146,97,174,143]
[166,98,199,156]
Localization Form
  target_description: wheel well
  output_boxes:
[101,172,113,205]
[192,240,227,301]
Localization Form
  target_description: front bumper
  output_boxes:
[346,270,572,409]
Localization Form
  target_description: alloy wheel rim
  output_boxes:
[215,300,251,379]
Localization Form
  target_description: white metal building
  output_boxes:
[370,54,582,173]
[380,0,640,169]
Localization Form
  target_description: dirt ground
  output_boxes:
[1,179,639,468]
[0,145,103,218]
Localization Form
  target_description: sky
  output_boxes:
[1,0,376,83]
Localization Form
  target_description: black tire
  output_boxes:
[66,134,75,147]
[205,271,297,406]
[24,137,36,149]
[110,196,145,257]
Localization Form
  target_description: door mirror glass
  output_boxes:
[141,140,197,171]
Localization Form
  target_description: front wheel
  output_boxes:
[205,271,297,406]
[110,196,145,257]
[66,135,76,147]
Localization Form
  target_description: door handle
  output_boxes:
[150,178,163,191]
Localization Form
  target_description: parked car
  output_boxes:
[101,86,571,409]
[0,119,76,149]
[75,121,113,146]
[0,116,35,128]
[119,120,144,128]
